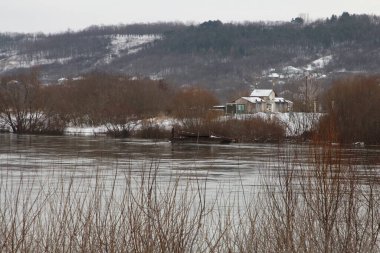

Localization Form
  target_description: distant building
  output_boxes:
[57,77,68,84]
[226,89,293,114]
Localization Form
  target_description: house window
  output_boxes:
[236,104,245,113]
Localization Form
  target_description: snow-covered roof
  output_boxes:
[250,89,274,97]
[268,73,280,78]
[242,97,262,103]
[58,78,68,84]
[282,66,303,74]
[274,97,285,103]
[72,76,84,81]
[274,97,293,104]
[7,80,19,85]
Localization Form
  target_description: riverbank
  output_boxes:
[60,112,322,144]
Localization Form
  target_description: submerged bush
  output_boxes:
[135,125,171,139]
[177,116,286,143]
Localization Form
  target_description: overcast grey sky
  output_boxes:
[1,0,380,33]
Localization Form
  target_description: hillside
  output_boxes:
[1,12,380,99]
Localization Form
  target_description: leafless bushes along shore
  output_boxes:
[1,145,379,252]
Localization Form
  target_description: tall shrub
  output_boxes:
[317,75,380,144]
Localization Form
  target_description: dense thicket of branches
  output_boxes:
[0,69,65,134]
[317,76,380,144]
[1,71,379,144]
[172,87,218,119]
[0,71,220,136]
[59,75,172,124]
[0,71,286,141]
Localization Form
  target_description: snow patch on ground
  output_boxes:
[304,55,332,71]
[268,73,284,78]
[99,34,162,65]
[282,66,304,75]
[64,117,180,136]
[64,126,109,136]
[275,112,323,136]
[147,117,180,130]
[0,55,72,72]
[263,55,333,80]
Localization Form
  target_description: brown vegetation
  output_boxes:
[0,69,66,134]
[0,70,290,142]
[172,87,219,119]
[4,71,378,144]
[176,116,286,143]
[0,72,174,136]
[316,75,380,144]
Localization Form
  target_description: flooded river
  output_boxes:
[1,134,380,251]
[1,133,379,191]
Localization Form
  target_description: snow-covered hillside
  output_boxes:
[0,34,162,73]
[99,34,162,65]
[1,15,379,97]
[0,54,72,72]
[305,55,333,71]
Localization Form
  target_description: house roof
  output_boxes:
[241,97,262,103]
[274,97,293,104]
[274,97,285,103]
[250,89,274,97]
[286,100,293,104]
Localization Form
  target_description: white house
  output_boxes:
[226,89,293,114]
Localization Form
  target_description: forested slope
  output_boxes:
[1,12,380,98]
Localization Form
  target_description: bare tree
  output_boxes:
[0,69,65,133]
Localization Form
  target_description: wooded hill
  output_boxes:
[1,12,380,99]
